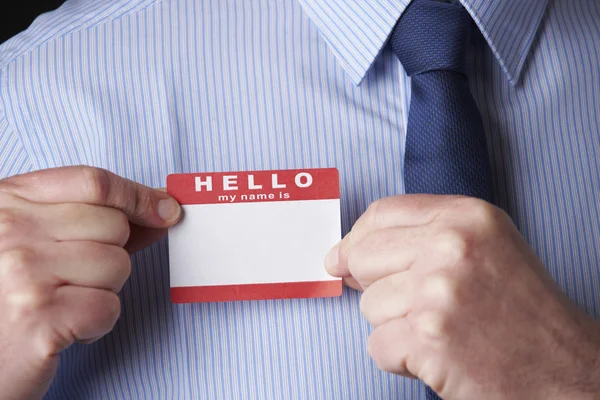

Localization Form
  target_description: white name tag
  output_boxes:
[166,168,342,303]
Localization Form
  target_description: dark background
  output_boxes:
[0,1,65,43]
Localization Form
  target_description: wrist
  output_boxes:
[543,320,600,400]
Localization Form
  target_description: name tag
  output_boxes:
[166,168,342,303]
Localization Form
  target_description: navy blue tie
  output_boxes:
[390,1,493,399]
[391,0,493,204]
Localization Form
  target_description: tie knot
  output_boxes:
[391,0,472,77]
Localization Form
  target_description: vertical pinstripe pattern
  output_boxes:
[0,108,33,177]
[0,0,598,399]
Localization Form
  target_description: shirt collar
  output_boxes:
[299,0,548,86]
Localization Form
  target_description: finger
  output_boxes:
[360,270,419,327]
[41,241,131,292]
[0,166,181,228]
[345,226,425,286]
[38,203,131,247]
[325,241,345,276]
[361,270,459,329]
[358,195,454,230]
[343,276,363,291]
[367,317,418,378]
[0,202,131,249]
[328,225,422,281]
[370,313,451,393]
[326,195,451,277]
[51,285,121,347]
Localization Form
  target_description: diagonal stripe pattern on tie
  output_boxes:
[391,0,493,204]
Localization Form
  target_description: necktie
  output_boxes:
[391,0,493,204]
[390,1,492,399]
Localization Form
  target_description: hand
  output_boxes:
[326,195,600,400]
[0,166,181,400]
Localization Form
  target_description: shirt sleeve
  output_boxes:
[0,105,34,179]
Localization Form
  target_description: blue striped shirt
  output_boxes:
[1,0,599,398]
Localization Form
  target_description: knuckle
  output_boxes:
[7,286,50,321]
[131,189,152,219]
[100,245,132,292]
[359,286,375,317]
[367,336,384,369]
[106,292,122,321]
[114,247,132,279]
[367,329,407,375]
[0,176,21,196]
[415,311,450,342]
[86,242,132,283]
[362,275,411,327]
[0,209,19,237]
[359,281,390,325]
[365,197,397,224]
[0,249,50,320]
[0,247,36,274]
[364,199,382,221]
[346,244,367,281]
[114,211,131,245]
[436,229,471,266]
[97,292,122,330]
[425,272,459,309]
[367,331,388,368]
[346,230,384,281]
[0,177,10,193]
[81,167,111,204]
[461,197,499,227]
[37,330,68,362]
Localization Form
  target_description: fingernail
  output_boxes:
[158,198,181,222]
[325,242,341,273]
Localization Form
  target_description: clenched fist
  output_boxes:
[0,166,181,400]
[326,195,600,400]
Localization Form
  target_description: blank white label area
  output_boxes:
[168,199,341,287]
